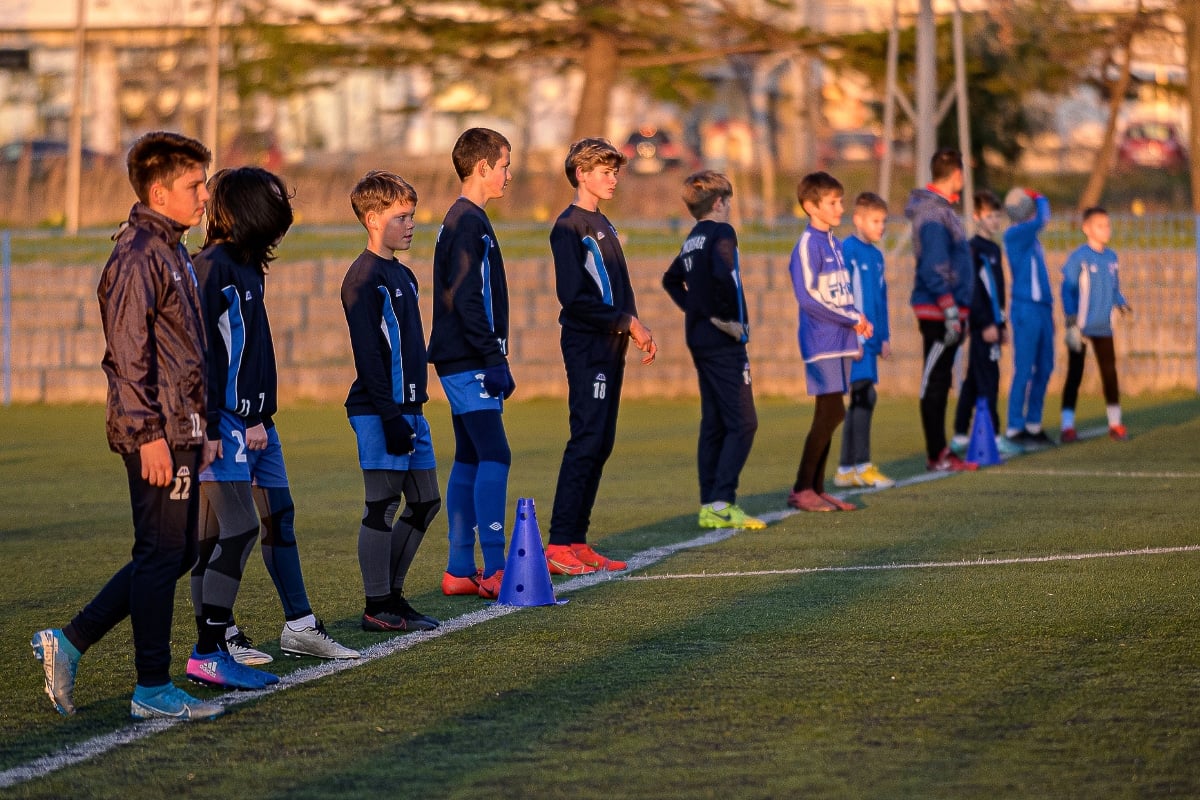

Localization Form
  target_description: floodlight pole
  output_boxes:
[206,0,221,173]
[65,0,86,236]
[915,0,936,187]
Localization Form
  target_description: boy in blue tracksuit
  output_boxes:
[906,148,977,472]
[428,128,515,601]
[787,172,871,513]
[341,170,441,634]
[950,190,1020,457]
[662,170,763,530]
[834,192,893,489]
[1003,187,1056,448]
[1059,206,1131,442]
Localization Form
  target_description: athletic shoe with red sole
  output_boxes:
[926,447,979,472]
[1060,428,1078,443]
[545,544,598,575]
[478,570,504,599]
[441,569,482,596]
[1109,424,1128,441]
[572,543,627,571]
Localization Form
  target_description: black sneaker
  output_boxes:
[1024,430,1056,448]
[361,608,412,632]
[392,596,439,631]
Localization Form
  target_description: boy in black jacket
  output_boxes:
[33,131,225,721]
[428,128,515,601]
[341,171,441,633]
[663,170,763,530]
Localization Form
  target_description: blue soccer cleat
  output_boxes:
[130,683,224,721]
[186,648,279,690]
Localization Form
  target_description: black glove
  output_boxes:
[482,364,511,398]
[380,415,415,456]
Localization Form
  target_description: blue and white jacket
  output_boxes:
[788,224,861,364]
[1004,195,1053,307]
[1061,243,1126,337]
[843,234,889,384]
[905,187,973,320]
[551,204,638,337]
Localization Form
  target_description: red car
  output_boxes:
[1117,121,1186,171]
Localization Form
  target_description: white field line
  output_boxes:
[1,430,1182,788]
[0,527,742,789]
[626,544,1200,582]
[995,468,1200,479]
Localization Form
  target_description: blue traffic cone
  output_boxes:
[967,397,1002,466]
[496,498,567,606]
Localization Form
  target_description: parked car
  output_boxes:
[830,130,885,162]
[620,125,692,175]
[1,138,104,168]
[223,130,285,172]
[1117,121,1186,171]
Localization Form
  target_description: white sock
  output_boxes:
[1025,423,1042,434]
[709,501,730,511]
[837,466,855,475]
[1006,428,1021,438]
[951,434,969,446]
[287,613,318,631]
[1061,409,1075,430]
[856,463,872,472]
[1107,405,1122,427]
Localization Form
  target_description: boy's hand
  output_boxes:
[245,423,268,451]
[981,324,999,344]
[1118,303,1133,316]
[709,317,748,342]
[853,315,873,340]
[140,437,174,488]
[942,306,961,346]
[381,415,416,456]
[203,437,222,470]
[629,317,657,365]
[881,340,892,360]
[1000,327,1009,345]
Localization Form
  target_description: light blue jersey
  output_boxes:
[1061,244,1126,337]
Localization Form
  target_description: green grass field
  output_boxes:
[2,393,1199,798]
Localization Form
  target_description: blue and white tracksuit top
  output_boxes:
[551,204,638,337]
[661,219,748,352]
[428,197,510,377]
[1004,195,1052,308]
[193,243,278,439]
[905,187,973,320]
[842,235,889,384]
[1061,243,1126,337]
[789,224,861,364]
[340,249,429,420]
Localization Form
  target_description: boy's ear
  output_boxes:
[475,158,491,178]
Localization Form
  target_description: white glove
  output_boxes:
[1065,325,1083,352]
[710,317,749,342]
[942,306,961,346]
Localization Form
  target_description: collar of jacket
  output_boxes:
[121,202,192,247]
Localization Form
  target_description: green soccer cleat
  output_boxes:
[698,504,767,530]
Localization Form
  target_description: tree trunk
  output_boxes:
[1184,0,1200,212]
[571,28,620,142]
[1078,27,1136,211]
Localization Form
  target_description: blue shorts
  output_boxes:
[805,357,851,396]
[200,413,289,487]
[350,414,437,471]
[440,369,504,415]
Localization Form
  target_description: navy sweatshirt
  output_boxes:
[550,204,638,336]
[662,219,748,351]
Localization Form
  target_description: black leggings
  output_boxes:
[1062,336,1120,411]
[794,393,846,494]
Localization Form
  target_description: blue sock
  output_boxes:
[445,461,479,577]
[257,487,312,619]
[475,460,510,576]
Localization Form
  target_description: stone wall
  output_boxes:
[5,250,1196,404]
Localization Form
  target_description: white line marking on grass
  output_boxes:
[996,468,1200,479]
[0,527,745,789]
[626,545,1200,582]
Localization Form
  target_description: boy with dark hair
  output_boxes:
[662,170,763,530]
[906,147,978,471]
[950,190,1021,457]
[188,167,357,691]
[341,170,441,633]
[429,128,516,600]
[1003,186,1056,449]
[32,131,224,721]
[787,171,872,512]
[1059,206,1131,442]
[834,191,894,489]
[547,137,657,574]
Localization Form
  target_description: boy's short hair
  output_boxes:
[974,189,1001,212]
[451,128,511,181]
[854,191,888,214]
[350,170,418,225]
[564,137,627,188]
[204,166,294,275]
[796,171,843,213]
[681,170,732,220]
[1081,205,1108,223]
[930,148,963,181]
[126,131,211,204]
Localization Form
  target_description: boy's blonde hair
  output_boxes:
[564,137,627,188]
[350,170,418,225]
[854,191,888,214]
[682,170,732,220]
[796,171,843,214]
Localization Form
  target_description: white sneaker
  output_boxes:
[225,626,273,666]
[280,619,360,660]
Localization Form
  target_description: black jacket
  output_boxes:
[98,203,207,453]
[662,219,747,351]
